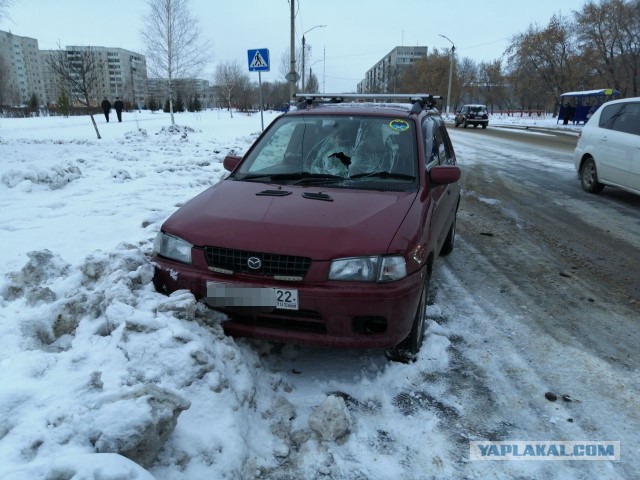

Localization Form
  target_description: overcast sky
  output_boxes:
[1,0,590,93]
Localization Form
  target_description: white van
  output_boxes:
[574,97,640,196]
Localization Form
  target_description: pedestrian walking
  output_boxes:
[114,97,124,122]
[101,97,112,122]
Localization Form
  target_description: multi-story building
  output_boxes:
[0,30,46,106]
[39,45,148,108]
[1,28,213,111]
[358,46,429,94]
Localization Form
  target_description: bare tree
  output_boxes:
[279,49,301,84]
[398,49,451,98]
[214,61,250,117]
[141,0,210,126]
[505,14,578,114]
[46,46,105,139]
[575,0,640,97]
[478,60,507,112]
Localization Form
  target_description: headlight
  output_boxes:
[329,255,406,282]
[154,232,192,264]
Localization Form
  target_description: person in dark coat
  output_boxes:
[101,97,112,122]
[562,102,574,125]
[114,96,124,122]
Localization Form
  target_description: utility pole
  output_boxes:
[439,34,455,116]
[289,0,296,102]
[302,35,306,92]
[301,25,326,93]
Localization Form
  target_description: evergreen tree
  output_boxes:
[163,98,170,113]
[28,92,39,112]
[146,96,158,111]
[56,91,71,117]
[174,93,185,113]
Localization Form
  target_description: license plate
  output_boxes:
[275,288,298,310]
[206,282,298,310]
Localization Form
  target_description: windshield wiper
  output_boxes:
[293,173,344,184]
[238,172,343,184]
[349,171,416,180]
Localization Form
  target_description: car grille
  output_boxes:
[204,246,312,277]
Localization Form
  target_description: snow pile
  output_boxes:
[1,162,82,190]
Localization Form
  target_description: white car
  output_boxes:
[574,97,640,196]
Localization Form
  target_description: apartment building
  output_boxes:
[358,46,429,94]
[1,30,148,108]
[39,45,148,108]
[0,30,46,105]
[2,28,211,110]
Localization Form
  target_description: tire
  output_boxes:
[386,270,430,363]
[454,121,459,128]
[482,124,487,129]
[463,121,468,128]
[580,157,605,193]
[439,215,457,256]
[473,123,478,128]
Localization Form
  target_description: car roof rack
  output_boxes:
[293,93,442,114]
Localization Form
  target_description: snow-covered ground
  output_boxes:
[2,108,626,480]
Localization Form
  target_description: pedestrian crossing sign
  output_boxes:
[248,48,270,72]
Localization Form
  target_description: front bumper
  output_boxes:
[152,252,425,349]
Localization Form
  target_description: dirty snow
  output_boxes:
[0,109,628,479]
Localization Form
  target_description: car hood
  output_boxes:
[162,179,418,259]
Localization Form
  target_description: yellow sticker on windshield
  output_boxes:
[389,119,410,132]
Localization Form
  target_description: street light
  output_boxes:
[302,24,326,92]
[439,34,455,116]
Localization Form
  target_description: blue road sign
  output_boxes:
[248,48,270,72]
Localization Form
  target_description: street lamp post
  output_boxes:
[301,25,326,92]
[439,34,455,117]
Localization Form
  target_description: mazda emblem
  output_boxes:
[247,256,262,270]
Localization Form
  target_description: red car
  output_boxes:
[152,93,461,362]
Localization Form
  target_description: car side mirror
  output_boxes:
[429,165,461,185]
[223,155,242,172]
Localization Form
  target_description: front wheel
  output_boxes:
[386,270,430,363]
[580,158,605,193]
[482,124,487,129]
[463,121,468,128]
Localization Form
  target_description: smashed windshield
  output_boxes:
[236,115,417,185]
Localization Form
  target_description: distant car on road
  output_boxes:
[454,104,489,129]
[152,93,461,362]
[574,97,640,196]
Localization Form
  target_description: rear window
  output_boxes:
[598,102,640,136]
[469,106,487,114]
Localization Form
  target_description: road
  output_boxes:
[255,125,640,479]
[436,124,640,477]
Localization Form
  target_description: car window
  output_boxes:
[236,115,418,182]
[599,103,625,130]
[607,103,640,136]
[422,117,452,167]
[470,106,486,114]
[437,124,455,165]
